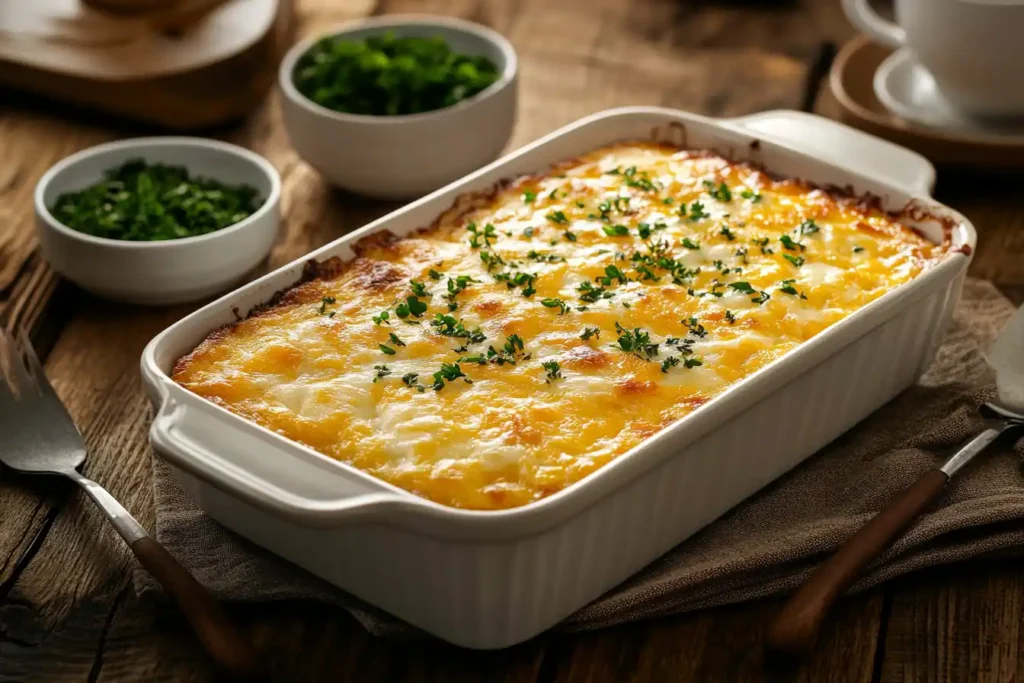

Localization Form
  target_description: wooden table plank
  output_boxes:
[878,562,1024,683]
[542,595,883,683]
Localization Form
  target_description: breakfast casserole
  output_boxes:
[173,142,947,511]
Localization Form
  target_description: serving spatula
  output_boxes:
[0,326,257,677]
[766,305,1024,657]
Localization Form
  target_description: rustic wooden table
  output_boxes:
[2,1,1024,681]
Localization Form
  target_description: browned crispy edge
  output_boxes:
[172,138,959,377]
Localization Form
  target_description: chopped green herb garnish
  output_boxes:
[661,356,680,372]
[431,362,469,391]
[622,166,659,192]
[430,313,486,343]
[598,264,628,286]
[541,298,570,315]
[783,253,805,267]
[50,160,263,242]
[546,210,569,225]
[373,364,391,382]
[779,234,805,252]
[293,32,500,116]
[542,360,563,382]
[401,372,425,392]
[683,316,707,338]
[379,344,396,355]
[614,323,659,359]
[523,190,537,204]
[395,295,428,318]
[779,279,808,299]
[527,250,564,263]
[578,281,614,303]
[634,265,659,282]
[752,236,774,254]
[372,310,390,325]
[703,180,732,202]
[388,332,406,347]
[720,225,736,241]
[688,201,710,221]
[563,231,578,242]
[740,189,762,202]
[729,281,755,294]
[580,327,601,341]
[798,219,820,235]
[684,357,703,368]
[318,296,337,315]
[681,237,701,250]
[853,246,865,253]
[479,250,505,271]
[725,310,737,324]
[637,222,652,239]
[409,279,430,297]
[602,224,630,237]
[485,334,529,366]
[466,222,497,248]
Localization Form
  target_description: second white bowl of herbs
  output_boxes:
[280,15,518,200]
[34,137,281,305]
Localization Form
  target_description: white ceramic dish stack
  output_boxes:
[141,108,975,649]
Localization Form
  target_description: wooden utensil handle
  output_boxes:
[131,537,259,678]
[765,468,948,656]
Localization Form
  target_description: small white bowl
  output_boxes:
[279,15,518,200]
[34,137,281,305]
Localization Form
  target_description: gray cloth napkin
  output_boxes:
[139,278,1024,636]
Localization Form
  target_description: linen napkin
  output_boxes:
[139,278,1024,635]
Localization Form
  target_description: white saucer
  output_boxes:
[873,49,1024,142]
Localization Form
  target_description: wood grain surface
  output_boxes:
[1,1,1023,681]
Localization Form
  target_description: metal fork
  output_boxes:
[0,327,257,677]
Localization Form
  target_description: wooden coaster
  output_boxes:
[0,0,294,129]
[830,35,1024,168]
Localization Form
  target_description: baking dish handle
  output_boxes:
[149,398,425,528]
[723,110,936,197]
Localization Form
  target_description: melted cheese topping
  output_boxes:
[173,143,945,510]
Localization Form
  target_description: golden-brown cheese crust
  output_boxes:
[172,142,947,510]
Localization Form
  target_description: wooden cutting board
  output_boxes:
[0,0,294,129]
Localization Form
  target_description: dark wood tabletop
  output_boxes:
[2,1,1024,681]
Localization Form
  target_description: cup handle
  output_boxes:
[842,0,906,49]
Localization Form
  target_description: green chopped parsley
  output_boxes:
[703,180,732,202]
[546,210,569,225]
[542,360,563,382]
[541,298,570,315]
[318,296,337,316]
[50,160,263,242]
[293,32,500,117]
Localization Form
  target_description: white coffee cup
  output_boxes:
[843,0,1024,118]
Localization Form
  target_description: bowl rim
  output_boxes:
[279,14,519,125]
[34,136,282,250]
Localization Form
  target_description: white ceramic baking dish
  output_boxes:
[141,108,975,649]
